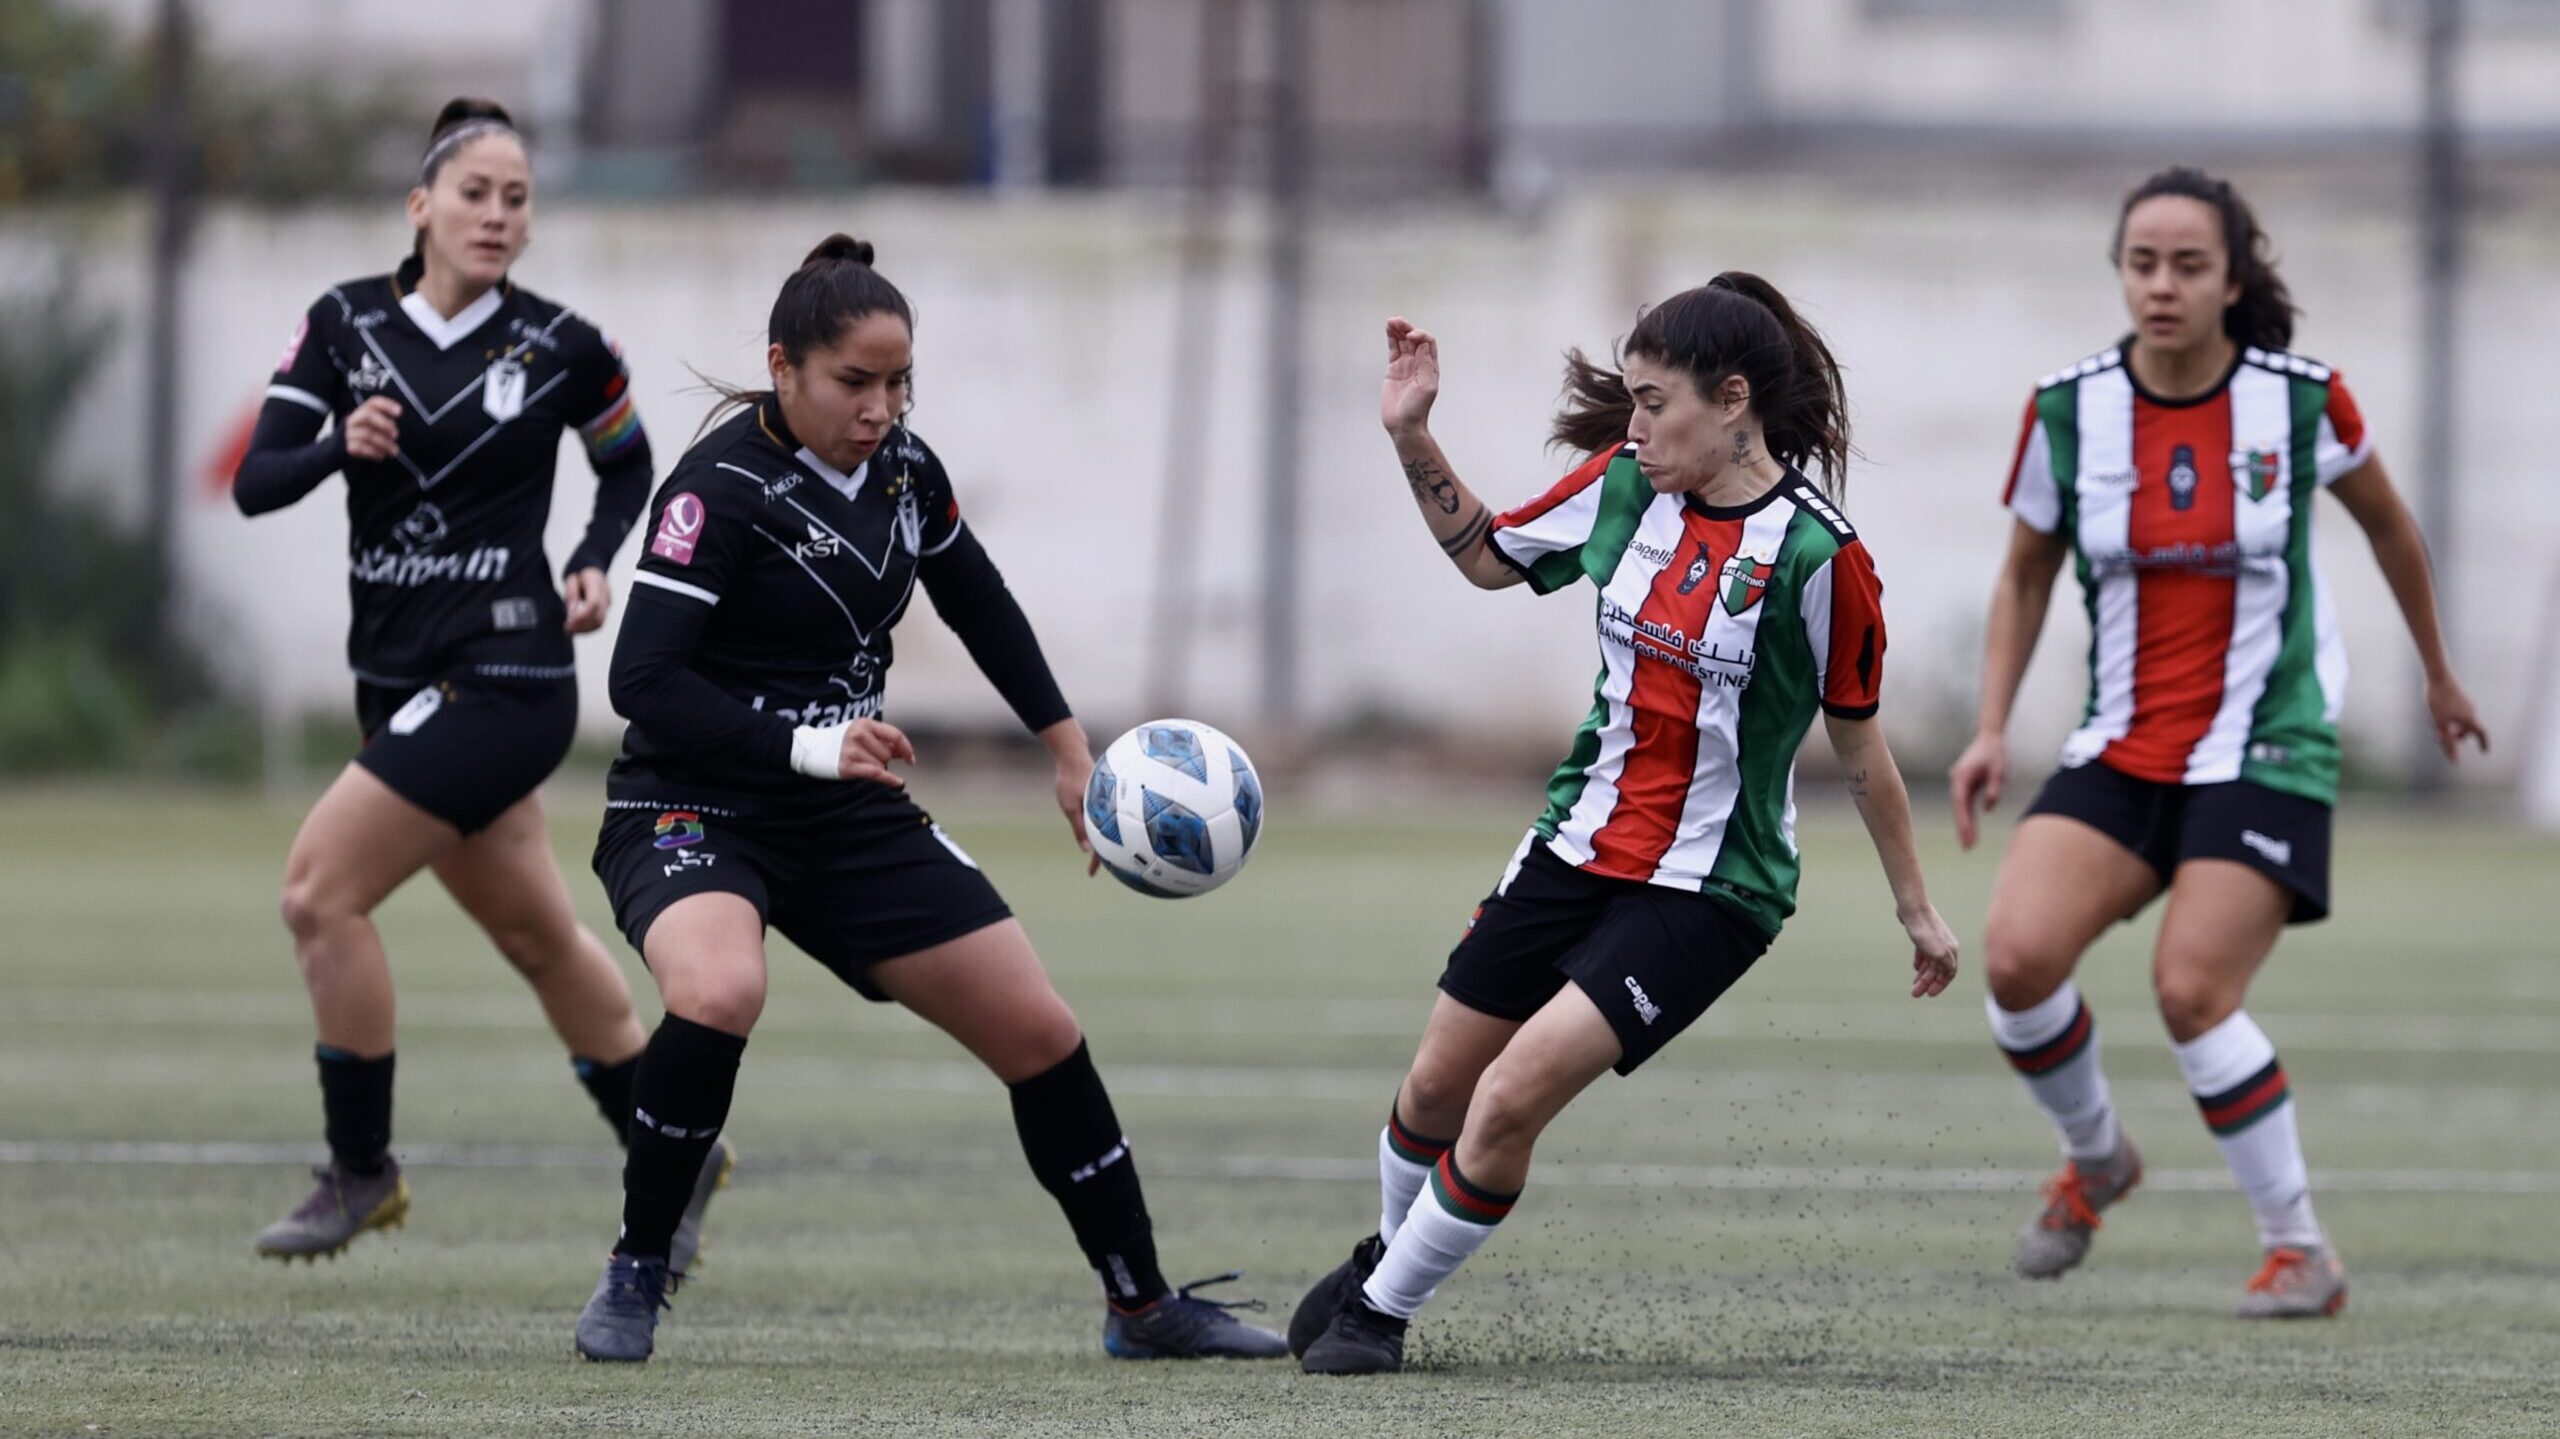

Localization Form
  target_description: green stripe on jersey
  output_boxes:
[1579,454,1653,586]
[2240,375,2342,804]
[1534,664,1612,842]
[1701,508,1843,939]
[2035,384,2102,729]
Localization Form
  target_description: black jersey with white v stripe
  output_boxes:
[246,258,651,687]
[603,402,1068,817]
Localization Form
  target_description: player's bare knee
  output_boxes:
[1982,921,2073,1011]
[2151,966,2234,1042]
[664,970,765,1037]
[1461,1063,1543,1159]
[1398,1059,1476,1136]
[278,874,355,947]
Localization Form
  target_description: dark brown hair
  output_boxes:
[1550,272,1852,500]
[698,234,916,437]
[413,98,520,260]
[2113,165,2297,351]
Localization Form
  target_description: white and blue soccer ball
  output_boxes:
[1083,718,1264,898]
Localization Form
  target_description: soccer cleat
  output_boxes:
[2013,1138,2142,1279]
[1102,1272,1291,1359]
[2236,1244,2347,1319]
[1288,1233,1386,1357]
[254,1161,410,1262]
[1299,1295,1408,1376]
[575,1253,677,1362]
[668,1136,736,1277]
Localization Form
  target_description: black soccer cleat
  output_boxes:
[1288,1233,1386,1357]
[1299,1295,1408,1376]
[574,1253,676,1363]
[1102,1272,1291,1359]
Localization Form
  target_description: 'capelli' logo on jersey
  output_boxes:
[2168,444,2200,511]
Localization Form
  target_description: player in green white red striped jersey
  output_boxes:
[1951,167,2489,1318]
[1295,276,1960,1376]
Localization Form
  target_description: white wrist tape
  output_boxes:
[790,722,851,780]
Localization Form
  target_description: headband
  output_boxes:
[420,120,517,185]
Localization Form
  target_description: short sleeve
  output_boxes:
[1488,446,1619,594]
[2002,393,2062,534]
[1802,539,1886,720]
[266,295,348,419]
[2314,371,2371,487]
[564,320,648,467]
[629,480,750,608]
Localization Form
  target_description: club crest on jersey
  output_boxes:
[652,811,705,850]
[651,493,706,565]
[2167,444,2200,511]
[1676,541,1714,595]
[895,489,923,556]
[394,502,449,553]
[2232,447,2283,501]
[1719,551,1776,615]
[482,358,528,422]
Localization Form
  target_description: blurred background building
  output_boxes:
[8,0,2559,819]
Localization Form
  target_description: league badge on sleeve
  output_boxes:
[651,493,706,565]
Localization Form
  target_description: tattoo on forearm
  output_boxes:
[1440,505,1491,558]
[1845,766,1872,800]
[1403,456,1462,515]
[1731,428,1752,466]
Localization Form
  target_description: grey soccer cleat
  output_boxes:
[575,1252,677,1362]
[668,1137,736,1276]
[254,1161,410,1262]
[2235,1244,2347,1319]
[2013,1139,2142,1279]
[1289,1233,1386,1358]
[1102,1273,1291,1359]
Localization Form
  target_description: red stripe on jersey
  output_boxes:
[1999,396,2040,507]
[2102,390,2237,782]
[1492,447,1617,532]
[1823,540,1886,715]
[2325,371,2366,453]
[1586,512,1741,880]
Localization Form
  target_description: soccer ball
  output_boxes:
[1083,718,1264,898]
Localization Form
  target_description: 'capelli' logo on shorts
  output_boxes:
[2240,830,2293,868]
[1623,976,1662,1026]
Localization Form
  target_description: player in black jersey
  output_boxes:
[235,100,728,1265]
[569,235,1286,1365]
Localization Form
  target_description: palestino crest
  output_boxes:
[2232,447,2284,502]
[1718,551,1776,616]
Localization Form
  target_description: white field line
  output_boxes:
[0,1138,2554,1195]
[13,989,2560,1054]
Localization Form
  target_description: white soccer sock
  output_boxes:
[1989,983,2122,1161]
[2174,1010,2323,1250]
[1377,1108,1450,1245]
[1360,1153,1516,1320]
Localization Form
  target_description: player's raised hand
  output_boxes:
[561,566,612,633]
[1900,902,1960,999]
[1949,731,2007,851]
[1381,317,1441,439]
[2426,670,2489,762]
[343,396,403,461]
[836,718,916,786]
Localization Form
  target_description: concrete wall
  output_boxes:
[26,175,2559,789]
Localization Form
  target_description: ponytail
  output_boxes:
[1547,271,1855,503]
[697,233,916,440]
[2114,165,2297,351]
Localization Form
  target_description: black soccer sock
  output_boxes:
[315,1045,395,1177]
[1008,1040,1169,1308]
[615,1015,746,1262]
[573,1053,641,1145]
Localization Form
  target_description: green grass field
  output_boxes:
[2,781,2555,1437]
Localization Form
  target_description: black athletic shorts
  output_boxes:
[1438,833,1773,1075]
[2024,761,2332,924]
[592,788,1013,1001]
[353,677,577,836]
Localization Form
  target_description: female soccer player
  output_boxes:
[1951,166,2488,1317]
[235,99,729,1265]
[1291,278,1961,1375]
[567,234,1288,1365]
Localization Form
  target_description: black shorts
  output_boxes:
[1439,834,1772,1075]
[2024,761,2333,924]
[592,789,1013,1001]
[353,678,577,836]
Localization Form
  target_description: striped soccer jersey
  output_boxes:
[2004,341,2371,804]
[1489,444,1886,939]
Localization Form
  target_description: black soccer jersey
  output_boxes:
[237,256,653,687]
[604,399,1068,816]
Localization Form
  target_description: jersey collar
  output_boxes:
[1681,464,1806,521]
[391,254,509,351]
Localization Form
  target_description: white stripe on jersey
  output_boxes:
[2008,421,2061,533]
[2061,367,2137,768]
[1655,500,1798,885]
[2188,365,2296,783]
[266,383,330,414]
[1545,497,1682,869]
[633,571,720,606]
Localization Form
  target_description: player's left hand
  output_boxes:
[562,567,612,633]
[1053,751,1102,877]
[1899,902,1959,999]
[2425,671,2489,762]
